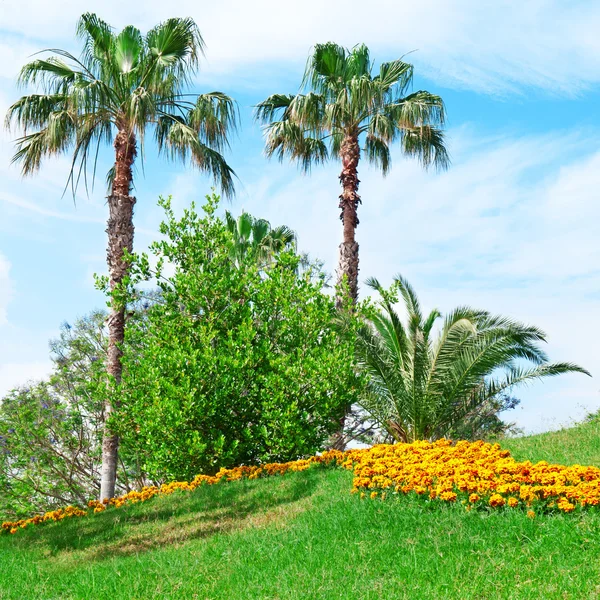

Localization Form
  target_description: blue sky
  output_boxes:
[0,0,599,433]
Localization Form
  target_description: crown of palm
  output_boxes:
[256,42,449,174]
[225,210,297,266]
[5,13,237,196]
[352,276,590,442]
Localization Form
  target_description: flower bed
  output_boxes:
[0,452,345,535]
[4,439,600,535]
[347,439,600,514]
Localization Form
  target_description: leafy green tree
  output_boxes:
[5,14,237,500]
[0,312,145,520]
[225,210,296,268]
[256,43,449,306]
[117,194,361,481]
[349,276,590,442]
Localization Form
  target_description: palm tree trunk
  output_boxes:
[336,134,361,309]
[330,135,361,451]
[100,127,136,501]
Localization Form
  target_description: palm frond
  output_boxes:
[158,118,235,197]
[388,91,446,126]
[365,134,391,175]
[77,13,114,69]
[187,92,238,151]
[263,120,328,172]
[345,44,371,79]
[254,94,294,123]
[347,277,590,443]
[401,126,450,171]
[145,17,204,75]
[302,42,347,95]
[374,59,413,93]
[5,94,66,132]
[113,25,143,75]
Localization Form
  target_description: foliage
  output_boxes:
[225,210,297,268]
[116,193,361,481]
[9,431,600,535]
[255,42,449,173]
[348,276,589,443]
[3,380,600,600]
[5,13,237,196]
[0,312,144,520]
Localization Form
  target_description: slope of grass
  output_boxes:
[2,419,600,600]
[501,412,600,466]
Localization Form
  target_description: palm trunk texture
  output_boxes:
[336,135,361,308]
[100,127,136,501]
[331,135,361,451]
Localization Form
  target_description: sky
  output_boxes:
[0,0,599,433]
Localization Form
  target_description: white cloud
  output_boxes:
[0,254,13,326]
[1,0,600,94]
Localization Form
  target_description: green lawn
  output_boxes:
[2,416,600,600]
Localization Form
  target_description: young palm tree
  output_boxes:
[256,43,449,307]
[5,14,237,500]
[225,210,296,268]
[351,276,590,442]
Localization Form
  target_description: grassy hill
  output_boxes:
[2,416,600,600]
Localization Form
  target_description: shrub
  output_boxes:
[117,194,361,481]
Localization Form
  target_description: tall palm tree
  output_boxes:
[5,14,237,500]
[352,276,590,442]
[225,210,296,268]
[256,43,449,307]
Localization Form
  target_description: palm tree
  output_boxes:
[5,14,237,500]
[225,210,296,268]
[351,276,590,442]
[256,43,449,307]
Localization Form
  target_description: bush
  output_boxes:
[117,194,361,481]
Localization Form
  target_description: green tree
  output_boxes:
[349,276,590,442]
[5,14,237,500]
[117,194,361,481]
[0,312,145,520]
[225,210,296,268]
[256,43,449,306]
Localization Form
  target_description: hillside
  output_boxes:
[2,417,600,600]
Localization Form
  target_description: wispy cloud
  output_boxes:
[0,254,13,326]
[0,191,105,223]
[2,0,600,94]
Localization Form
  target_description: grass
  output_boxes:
[2,416,600,600]
[500,413,600,467]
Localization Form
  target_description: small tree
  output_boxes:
[0,312,145,520]
[350,276,590,442]
[256,43,448,307]
[116,194,361,480]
